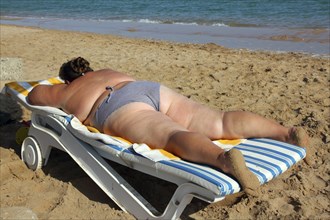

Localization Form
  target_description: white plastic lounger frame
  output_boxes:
[2,78,306,220]
[26,111,212,219]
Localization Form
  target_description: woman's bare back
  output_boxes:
[28,69,135,123]
[65,70,135,122]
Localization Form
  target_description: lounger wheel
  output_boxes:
[21,137,43,170]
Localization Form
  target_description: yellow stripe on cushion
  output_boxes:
[159,149,180,160]
[6,77,63,97]
[216,139,242,146]
[27,81,39,87]
[6,82,30,96]
[86,126,100,133]
[47,77,64,85]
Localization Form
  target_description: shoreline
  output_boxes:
[1,24,329,220]
[1,16,329,56]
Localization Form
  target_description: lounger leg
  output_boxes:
[26,112,63,166]
[160,190,194,220]
[160,183,222,220]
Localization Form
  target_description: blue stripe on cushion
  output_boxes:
[244,158,277,179]
[21,82,33,89]
[161,160,235,196]
[65,116,74,123]
[244,155,282,176]
[240,143,296,165]
[109,143,126,152]
[252,138,306,158]
[236,145,291,168]
[175,161,235,193]
[247,167,268,184]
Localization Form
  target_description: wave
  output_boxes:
[0,15,233,28]
[122,18,228,27]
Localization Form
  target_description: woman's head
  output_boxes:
[59,57,93,82]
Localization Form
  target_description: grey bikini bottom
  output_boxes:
[92,81,160,131]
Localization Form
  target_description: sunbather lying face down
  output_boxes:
[27,57,311,195]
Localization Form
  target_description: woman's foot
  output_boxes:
[221,149,260,196]
[288,127,313,165]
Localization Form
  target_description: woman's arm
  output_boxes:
[27,84,66,107]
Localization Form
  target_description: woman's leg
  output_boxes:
[161,86,309,150]
[184,108,310,164]
[201,110,310,164]
[164,131,260,194]
[185,108,308,148]
[220,111,290,141]
[219,111,310,156]
[106,104,260,194]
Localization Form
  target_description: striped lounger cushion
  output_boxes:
[68,117,306,197]
[3,77,306,197]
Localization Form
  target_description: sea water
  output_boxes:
[1,0,329,55]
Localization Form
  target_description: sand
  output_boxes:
[0,24,329,219]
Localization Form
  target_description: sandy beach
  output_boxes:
[0,24,329,219]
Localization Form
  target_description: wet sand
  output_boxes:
[1,17,329,55]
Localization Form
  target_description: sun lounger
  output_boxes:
[2,78,306,219]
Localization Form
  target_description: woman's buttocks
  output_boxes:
[92,81,161,130]
[108,81,160,112]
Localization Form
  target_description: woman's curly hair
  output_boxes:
[59,57,94,82]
